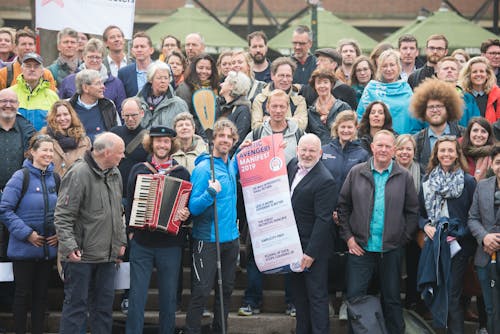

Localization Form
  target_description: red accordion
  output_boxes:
[129,174,192,235]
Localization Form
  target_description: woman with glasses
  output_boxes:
[459,56,500,124]
[40,100,91,176]
[350,56,375,104]
[138,61,188,130]
[357,101,396,155]
[58,38,126,114]
[306,69,350,145]
[357,49,423,135]
[0,135,59,334]
[417,136,476,333]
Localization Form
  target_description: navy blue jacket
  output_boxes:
[118,62,139,98]
[321,138,369,190]
[0,160,58,260]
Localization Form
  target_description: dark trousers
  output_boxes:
[59,262,116,334]
[12,260,51,334]
[346,248,404,334]
[290,256,329,334]
[477,260,500,334]
[447,250,468,334]
[243,248,293,307]
[185,239,239,334]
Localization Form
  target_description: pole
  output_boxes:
[494,0,499,34]
[208,133,226,334]
[311,4,318,52]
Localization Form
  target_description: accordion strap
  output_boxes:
[143,161,179,175]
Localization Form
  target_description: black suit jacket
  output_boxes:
[287,158,338,260]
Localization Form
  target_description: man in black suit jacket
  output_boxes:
[287,133,338,334]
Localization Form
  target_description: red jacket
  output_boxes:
[485,85,500,123]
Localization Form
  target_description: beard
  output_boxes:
[251,53,265,65]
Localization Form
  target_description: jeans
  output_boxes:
[346,248,404,334]
[477,261,500,334]
[125,238,182,334]
[59,262,116,334]
[185,239,239,334]
[12,260,52,334]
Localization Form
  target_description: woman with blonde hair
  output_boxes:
[216,51,233,81]
[357,49,423,135]
[459,56,500,123]
[230,50,266,102]
[40,100,91,176]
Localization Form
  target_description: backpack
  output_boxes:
[252,126,304,143]
[14,167,61,211]
[345,295,388,334]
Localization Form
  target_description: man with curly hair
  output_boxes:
[411,78,465,169]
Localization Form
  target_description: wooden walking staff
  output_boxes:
[192,88,227,334]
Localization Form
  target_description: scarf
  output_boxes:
[462,144,494,160]
[151,157,172,173]
[423,165,464,225]
[47,126,78,152]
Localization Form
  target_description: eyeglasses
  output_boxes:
[0,99,18,104]
[426,104,445,111]
[427,46,446,53]
[122,114,139,118]
[23,63,42,70]
[486,52,500,57]
[86,55,102,61]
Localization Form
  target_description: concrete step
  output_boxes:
[0,311,482,334]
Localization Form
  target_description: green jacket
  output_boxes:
[54,151,126,263]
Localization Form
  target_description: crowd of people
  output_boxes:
[0,21,499,334]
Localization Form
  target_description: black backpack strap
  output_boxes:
[252,126,264,141]
[6,62,14,88]
[295,128,304,143]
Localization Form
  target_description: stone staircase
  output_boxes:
[0,245,482,333]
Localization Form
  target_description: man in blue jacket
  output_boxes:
[185,119,240,334]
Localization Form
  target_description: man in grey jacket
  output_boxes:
[55,132,127,334]
[467,145,500,334]
[338,130,419,334]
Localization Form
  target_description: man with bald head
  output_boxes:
[185,33,205,63]
[287,133,337,334]
[55,132,127,334]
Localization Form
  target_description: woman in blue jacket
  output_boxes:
[321,110,369,319]
[418,136,476,333]
[0,135,58,334]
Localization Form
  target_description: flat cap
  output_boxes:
[149,125,177,137]
[314,48,341,65]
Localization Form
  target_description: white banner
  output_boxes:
[237,134,303,273]
[35,0,135,39]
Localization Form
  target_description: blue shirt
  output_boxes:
[366,160,393,252]
[428,123,451,152]
[136,66,147,93]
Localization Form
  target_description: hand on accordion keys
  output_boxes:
[177,207,190,222]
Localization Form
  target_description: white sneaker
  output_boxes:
[476,328,488,334]
[339,301,348,320]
